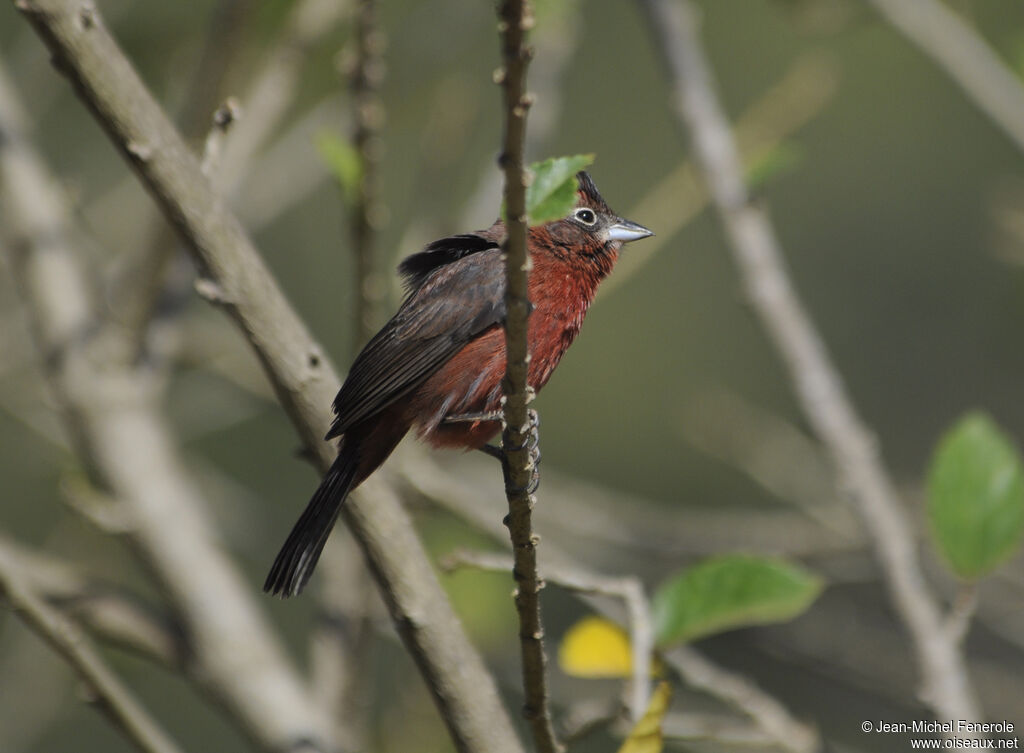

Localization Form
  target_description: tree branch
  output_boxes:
[0,544,187,753]
[637,0,980,726]
[8,3,525,751]
[0,534,184,667]
[496,1,560,751]
[346,0,386,344]
[865,0,1024,158]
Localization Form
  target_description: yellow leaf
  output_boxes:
[558,616,633,678]
[559,616,665,678]
[617,682,672,753]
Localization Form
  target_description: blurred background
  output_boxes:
[2,0,1024,751]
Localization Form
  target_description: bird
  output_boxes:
[265,171,653,597]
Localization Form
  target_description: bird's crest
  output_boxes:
[575,171,611,215]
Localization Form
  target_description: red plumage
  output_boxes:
[265,172,652,596]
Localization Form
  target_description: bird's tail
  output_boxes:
[264,451,358,598]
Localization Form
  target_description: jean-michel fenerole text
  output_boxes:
[871,720,1015,736]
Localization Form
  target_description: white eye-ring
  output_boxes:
[574,207,597,225]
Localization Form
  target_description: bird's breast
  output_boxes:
[411,257,606,450]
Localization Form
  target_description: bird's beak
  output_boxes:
[607,218,654,243]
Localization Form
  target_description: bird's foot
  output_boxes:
[478,409,540,497]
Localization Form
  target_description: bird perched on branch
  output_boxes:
[266,171,652,597]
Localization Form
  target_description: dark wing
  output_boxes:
[326,245,506,439]
[398,230,501,290]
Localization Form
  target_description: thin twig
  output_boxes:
[200,98,240,179]
[944,582,978,647]
[0,534,184,666]
[663,647,818,753]
[10,2,525,751]
[442,549,653,721]
[496,1,560,751]
[116,0,251,356]
[865,0,1024,158]
[346,0,386,344]
[637,0,980,726]
[0,545,187,753]
[114,0,347,354]
[217,0,350,193]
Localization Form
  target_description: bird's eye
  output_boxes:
[574,208,597,225]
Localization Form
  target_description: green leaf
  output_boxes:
[745,141,804,190]
[525,153,594,225]
[315,131,362,204]
[927,412,1024,579]
[652,555,823,646]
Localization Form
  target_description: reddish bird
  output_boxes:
[265,172,652,596]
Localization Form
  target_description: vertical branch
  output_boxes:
[347,0,385,345]
[496,2,560,752]
[637,0,981,727]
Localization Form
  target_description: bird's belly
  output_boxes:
[409,313,581,451]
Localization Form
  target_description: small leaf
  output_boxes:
[558,616,633,678]
[316,131,362,204]
[525,153,594,225]
[617,682,672,753]
[653,555,822,646]
[745,141,804,190]
[927,412,1024,579]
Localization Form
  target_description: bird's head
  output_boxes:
[535,172,653,269]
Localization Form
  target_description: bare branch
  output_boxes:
[496,1,560,750]
[0,534,184,666]
[0,543,187,753]
[663,647,818,753]
[866,0,1024,157]
[637,0,980,725]
[346,0,386,344]
[217,0,350,194]
[199,98,240,179]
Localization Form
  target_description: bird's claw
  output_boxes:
[478,409,541,497]
[502,409,540,496]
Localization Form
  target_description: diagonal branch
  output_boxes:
[0,544,187,753]
[9,2,525,752]
[637,0,980,726]
[865,0,1024,158]
[496,1,561,752]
